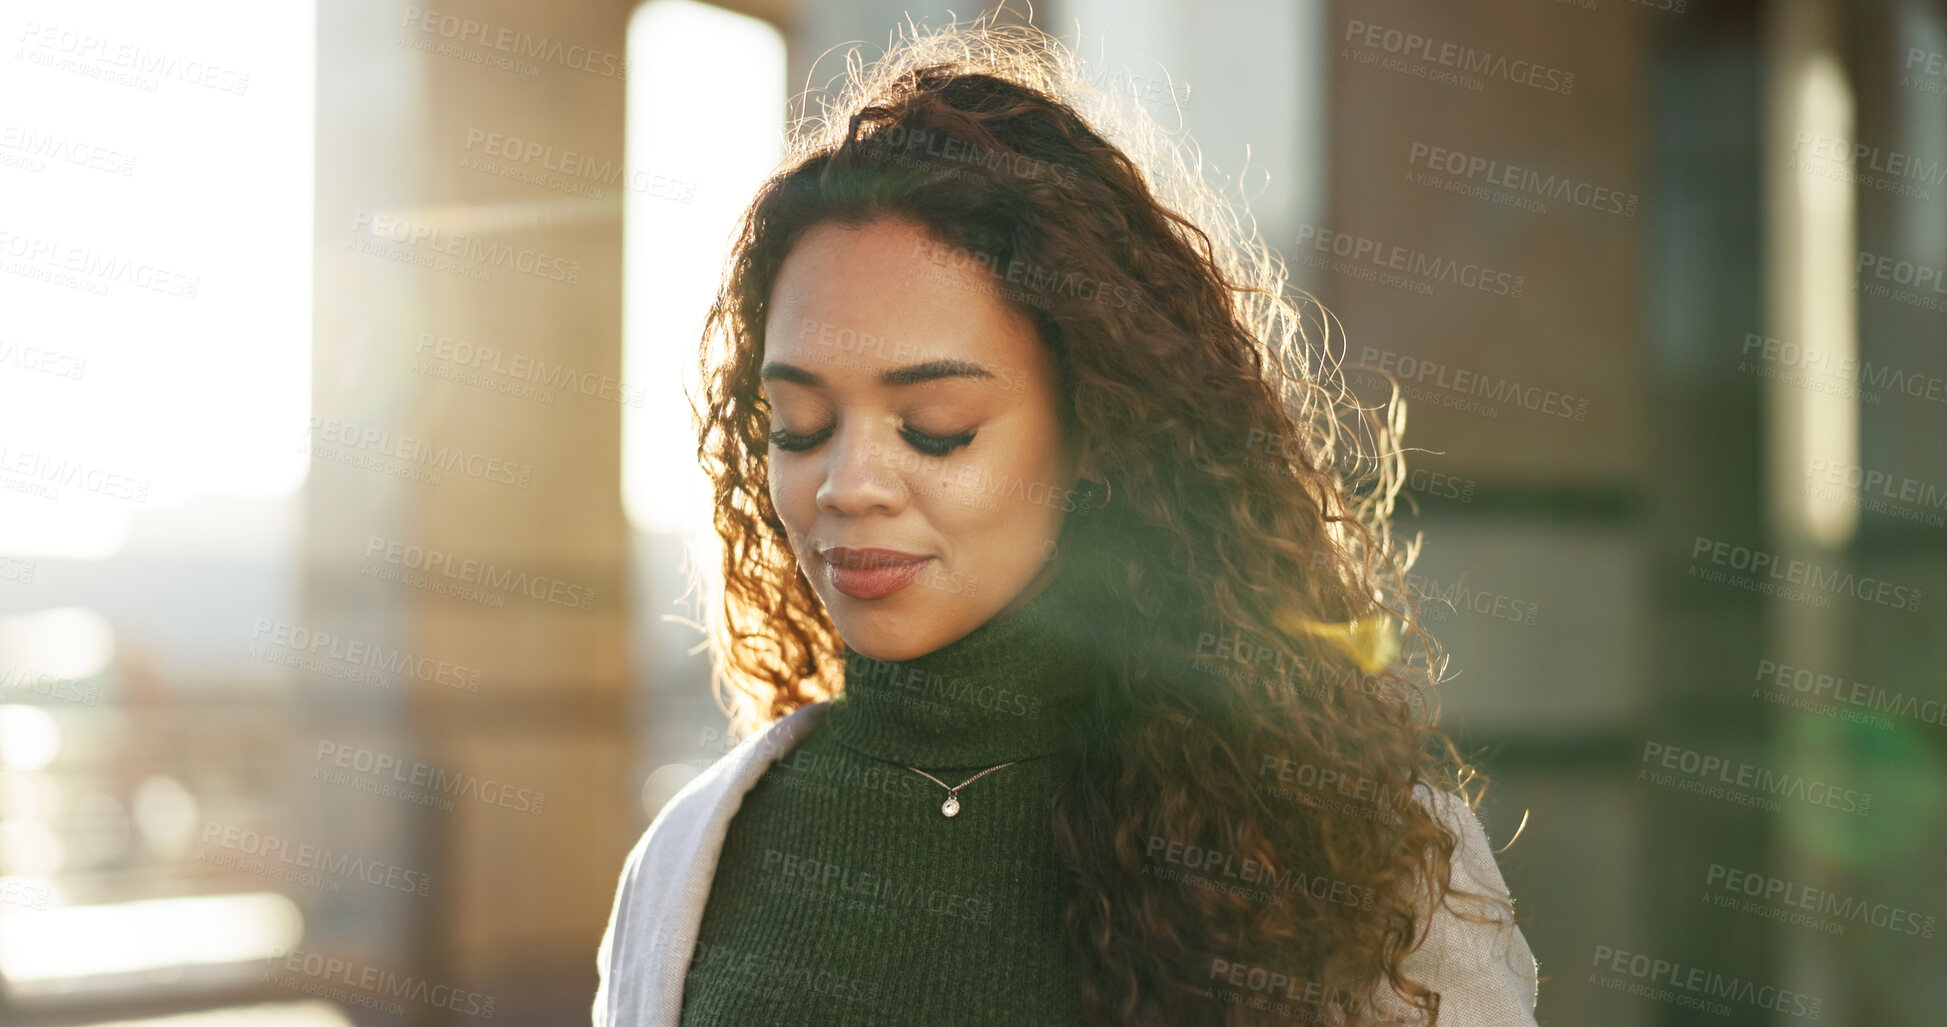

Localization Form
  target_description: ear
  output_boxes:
[1069,431,1102,483]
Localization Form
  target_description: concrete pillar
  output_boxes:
[311,0,636,1017]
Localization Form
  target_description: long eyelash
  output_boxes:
[901,426,976,457]
[765,425,974,456]
[767,427,831,452]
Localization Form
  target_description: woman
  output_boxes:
[596,18,1539,1027]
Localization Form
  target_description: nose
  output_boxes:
[815,418,909,517]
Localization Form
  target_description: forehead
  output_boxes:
[763,218,1047,381]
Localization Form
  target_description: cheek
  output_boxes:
[933,439,1069,555]
[768,458,815,528]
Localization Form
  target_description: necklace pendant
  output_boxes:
[941,794,961,817]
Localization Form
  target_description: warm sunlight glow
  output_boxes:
[622,0,786,539]
[0,1,314,558]
[0,891,304,983]
[1768,49,1858,550]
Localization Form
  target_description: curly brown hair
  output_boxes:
[690,15,1518,1026]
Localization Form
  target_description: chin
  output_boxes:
[817,556,1049,662]
[828,614,941,663]
[837,633,923,663]
[818,581,967,662]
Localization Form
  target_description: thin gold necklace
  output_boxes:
[897,760,1020,817]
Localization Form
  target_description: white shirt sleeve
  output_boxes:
[592,703,835,1027]
[1377,784,1541,1026]
[592,824,654,1027]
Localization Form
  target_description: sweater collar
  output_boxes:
[823,570,1094,769]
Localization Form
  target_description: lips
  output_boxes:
[821,546,932,600]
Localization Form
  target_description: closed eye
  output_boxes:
[765,424,975,456]
[901,425,976,457]
[767,426,832,452]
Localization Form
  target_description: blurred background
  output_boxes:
[1,0,1942,1023]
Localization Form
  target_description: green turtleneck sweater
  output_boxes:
[678,573,1095,1026]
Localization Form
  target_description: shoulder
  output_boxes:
[592,701,830,1027]
[661,702,834,831]
[1388,782,1540,1026]
[625,699,832,884]
[1411,783,1519,908]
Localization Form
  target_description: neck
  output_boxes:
[823,571,1094,769]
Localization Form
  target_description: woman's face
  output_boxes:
[761,217,1084,662]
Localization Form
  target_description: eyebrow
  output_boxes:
[760,358,996,387]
